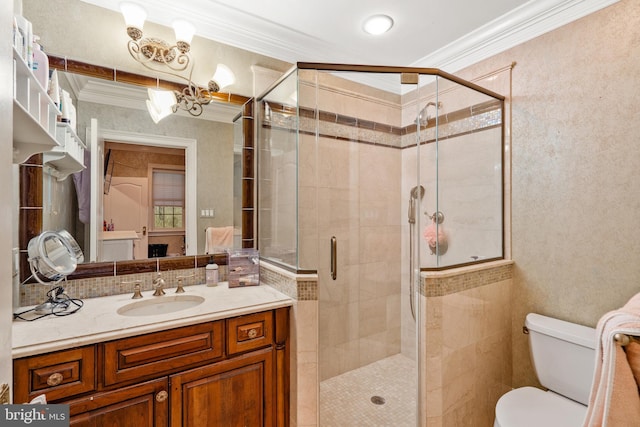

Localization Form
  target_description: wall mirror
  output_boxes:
[16,0,290,281]
[19,57,254,278]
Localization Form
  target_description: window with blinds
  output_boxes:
[152,169,185,229]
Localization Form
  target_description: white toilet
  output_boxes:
[494,313,596,427]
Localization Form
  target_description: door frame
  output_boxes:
[99,129,197,255]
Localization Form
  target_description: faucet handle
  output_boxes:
[121,280,143,299]
[175,274,194,294]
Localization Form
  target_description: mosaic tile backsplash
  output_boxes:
[20,266,222,307]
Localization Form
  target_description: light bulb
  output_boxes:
[172,19,196,45]
[211,64,235,91]
[147,89,177,123]
[120,2,147,30]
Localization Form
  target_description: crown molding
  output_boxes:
[69,76,241,123]
[411,0,620,72]
[81,0,619,76]
[116,0,620,69]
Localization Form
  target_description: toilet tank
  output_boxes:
[526,313,596,405]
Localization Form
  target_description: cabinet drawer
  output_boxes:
[227,311,273,355]
[103,321,223,386]
[13,346,96,403]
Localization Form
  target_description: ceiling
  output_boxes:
[80,0,618,73]
[68,0,617,122]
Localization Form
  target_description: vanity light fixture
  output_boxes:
[120,2,236,121]
[363,14,394,35]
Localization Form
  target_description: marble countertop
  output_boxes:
[12,282,293,358]
[101,230,139,240]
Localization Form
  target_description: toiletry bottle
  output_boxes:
[206,259,219,287]
[32,36,49,91]
[48,69,60,111]
[25,19,33,69]
[12,17,22,52]
[60,89,69,123]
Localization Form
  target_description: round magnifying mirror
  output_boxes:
[27,230,83,284]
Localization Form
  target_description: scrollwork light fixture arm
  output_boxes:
[120,2,233,121]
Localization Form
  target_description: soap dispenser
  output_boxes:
[206,258,219,287]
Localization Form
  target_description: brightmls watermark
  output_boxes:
[1,405,69,426]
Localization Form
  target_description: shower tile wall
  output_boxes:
[260,263,319,427]
[420,261,513,427]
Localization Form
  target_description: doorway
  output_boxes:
[88,126,197,261]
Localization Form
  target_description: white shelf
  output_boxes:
[13,47,86,179]
[43,123,86,180]
[12,47,61,164]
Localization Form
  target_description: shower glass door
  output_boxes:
[308,67,424,426]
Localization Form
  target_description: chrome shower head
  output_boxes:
[410,185,425,200]
[417,101,442,125]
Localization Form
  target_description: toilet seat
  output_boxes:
[494,386,587,427]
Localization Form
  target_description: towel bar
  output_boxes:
[613,333,640,346]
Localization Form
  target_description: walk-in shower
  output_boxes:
[256,63,505,426]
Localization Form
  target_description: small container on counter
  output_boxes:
[206,261,219,286]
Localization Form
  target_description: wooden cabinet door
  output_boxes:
[170,347,274,427]
[67,378,168,427]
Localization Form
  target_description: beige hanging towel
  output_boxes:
[204,226,234,254]
[583,292,640,427]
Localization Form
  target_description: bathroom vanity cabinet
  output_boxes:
[13,308,289,427]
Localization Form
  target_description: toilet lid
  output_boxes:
[495,387,587,427]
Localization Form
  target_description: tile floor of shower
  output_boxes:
[319,353,417,427]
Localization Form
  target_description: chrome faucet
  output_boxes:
[152,273,166,296]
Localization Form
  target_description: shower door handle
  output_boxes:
[330,236,337,280]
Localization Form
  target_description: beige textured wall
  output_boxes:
[456,0,640,387]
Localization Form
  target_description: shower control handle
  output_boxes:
[330,236,337,280]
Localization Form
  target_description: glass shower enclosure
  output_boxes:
[257,64,504,426]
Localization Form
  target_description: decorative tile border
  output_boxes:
[420,260,513,297]
[262,99,502,150]
[259,262,318,301]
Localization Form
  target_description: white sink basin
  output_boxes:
[117,295,205,317]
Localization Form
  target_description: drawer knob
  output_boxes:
[156,390,168,402]
[47,373,64,387]
[248,328,258,339]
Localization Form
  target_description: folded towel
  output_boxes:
[204,226,234,254]
[583,292,640,427]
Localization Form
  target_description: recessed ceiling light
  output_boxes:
[363,14,394,35]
